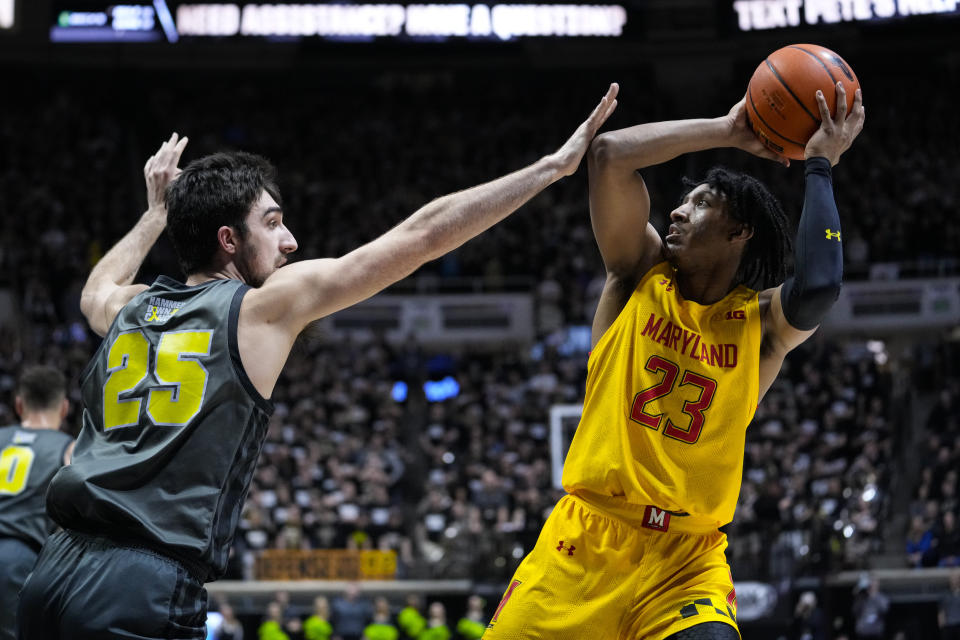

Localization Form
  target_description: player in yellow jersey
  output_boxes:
[485,84,865,640]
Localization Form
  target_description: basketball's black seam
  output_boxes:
[748,85,807,148]
[789,45,838,86]
[765,58,820,125]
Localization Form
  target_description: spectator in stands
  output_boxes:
[938,511,960,568]
[217,602,244,640]
[455,596,487,640]
[852,574,889,640]
[397,594,427,639]
[941,570,960,640]
[792,591,827,640]
[259,602,291,640]
[906,514,937,567]
[304,596,334,640]
[419,602,451,640]
[332,583,374,640]
[361,597,399,640]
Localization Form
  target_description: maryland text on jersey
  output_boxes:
[640,312,740,369]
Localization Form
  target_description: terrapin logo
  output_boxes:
[144,297,180,323]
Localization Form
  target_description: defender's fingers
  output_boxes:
[588,83,618,122]
[589,98,617,132]
[605,82,619,102]
[173,136,189,162]
[605,98,618,121]
[158,133,178,158]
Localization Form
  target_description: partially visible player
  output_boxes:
[17,83,619,638]
[485,83,864,640]
[0,365,74,640]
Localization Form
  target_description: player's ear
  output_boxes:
[730,223,754,243]
[218,226,240,255]
[14,395,23,419]
[60,397,70,421]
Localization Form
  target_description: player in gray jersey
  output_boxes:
[17,84,619,639]
[0,365,73,640]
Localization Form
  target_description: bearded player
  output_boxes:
[485,83,864,640]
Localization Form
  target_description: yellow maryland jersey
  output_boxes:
[562,261,762,526]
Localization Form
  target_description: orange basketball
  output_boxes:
[746,44,860,160]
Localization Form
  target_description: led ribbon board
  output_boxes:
[733,0,960,31]
[51,1,628,42]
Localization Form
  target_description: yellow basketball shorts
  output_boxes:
[484,493,739,640]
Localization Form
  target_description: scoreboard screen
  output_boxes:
[50,1,630,42]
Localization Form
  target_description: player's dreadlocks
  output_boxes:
[682,166,792,291]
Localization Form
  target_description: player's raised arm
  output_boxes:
[80,133,188,336]
[247,83,618,336]
[585,94,789,346]
[759,83,865,396]
[587,95,788,279]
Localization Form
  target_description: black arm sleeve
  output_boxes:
[780,156,844,330]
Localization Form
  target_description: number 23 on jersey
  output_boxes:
[629,354,717,445]
[103,330,213,430]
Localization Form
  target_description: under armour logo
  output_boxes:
[556,540,575,556]
[825,229,841,241]
[659,279,674,292]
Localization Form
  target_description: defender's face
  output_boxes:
[236,190,298,287]
[663,184,735,263]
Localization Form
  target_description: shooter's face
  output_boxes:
[663,184,747,268]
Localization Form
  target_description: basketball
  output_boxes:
[746,44,860,160]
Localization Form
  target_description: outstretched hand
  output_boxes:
[144,132,189,211]
[805,82,864,166]
[551,83,619,178]
[726,96,791,167]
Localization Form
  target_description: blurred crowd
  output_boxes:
[907,337,960,569]
[727,339,893,581]
[230,332,575,583]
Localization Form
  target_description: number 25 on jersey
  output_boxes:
[103,330,213,430]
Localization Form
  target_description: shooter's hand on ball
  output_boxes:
[805,83,865,166]
[726,95,790,167]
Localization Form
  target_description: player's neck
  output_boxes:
[186,263,243,286]
[675,262,739,305]
[20,412,61,430]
